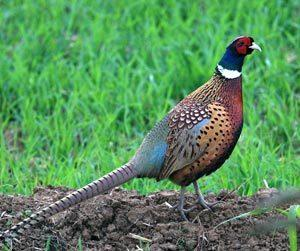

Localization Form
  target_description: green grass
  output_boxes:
[0,0,299,196]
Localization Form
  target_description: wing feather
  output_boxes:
[158,101,212,179]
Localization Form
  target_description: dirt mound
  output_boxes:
[0,186,295,250]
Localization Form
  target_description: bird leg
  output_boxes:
[192,181,219,210]
[172,187,196,221]
[171,184,220,220]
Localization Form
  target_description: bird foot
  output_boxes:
[196,197,223,211]
[182,198,222,213]
[169,187,221,221]
[172,204,191,221]
[169,203,197,221]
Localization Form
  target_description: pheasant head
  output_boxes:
[217,36,261,79]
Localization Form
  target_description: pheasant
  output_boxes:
[0,36,261,242]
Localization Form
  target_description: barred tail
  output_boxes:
[0,163,136,242]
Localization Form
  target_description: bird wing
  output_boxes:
[158,101,212,180]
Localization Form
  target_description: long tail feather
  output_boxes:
[0,163,136,242]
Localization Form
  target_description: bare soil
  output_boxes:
[0,186,296,250]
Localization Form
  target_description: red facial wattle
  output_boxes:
[235,37,252,55]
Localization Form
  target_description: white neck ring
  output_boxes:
[217,64,241,79]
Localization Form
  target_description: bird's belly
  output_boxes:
[170,106,243,186]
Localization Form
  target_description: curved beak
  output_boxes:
[249,42,262,52]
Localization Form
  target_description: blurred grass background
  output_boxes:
[0,0,299,195]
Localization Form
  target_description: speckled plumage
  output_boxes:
[0,36,261,243]
[135,74,243,184]
[165,75,243,186]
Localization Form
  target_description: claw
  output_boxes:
[169,183,222,221]
[193,181,222,211]
[196,196,218,211]
[178,207,189,221]
[171,187,190,221]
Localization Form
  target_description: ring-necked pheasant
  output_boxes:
[0,36,261,242]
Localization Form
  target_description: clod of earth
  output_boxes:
[0,187,292,250]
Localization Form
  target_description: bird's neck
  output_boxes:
[216,49,245,79]
[188,73,242,106]
[187,74,243,132]
[221,77,243,131]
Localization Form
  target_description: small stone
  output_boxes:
[150,244,163,251]
[160,243,177,250]
[107,224,116,232]
[82,228,90,239]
